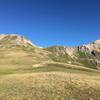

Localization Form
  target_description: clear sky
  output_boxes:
[0,0,100,47]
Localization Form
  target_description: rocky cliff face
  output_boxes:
[78,40,100,54]
[78,40,100,67]
[78,40,100,60]
[46,40,100,68]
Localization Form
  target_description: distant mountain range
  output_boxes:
[0,34,100,70]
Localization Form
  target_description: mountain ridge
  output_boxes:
[0,34,36,47]
[0,34,99,47]
[0,34,99,69]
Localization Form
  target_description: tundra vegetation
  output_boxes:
[0,34,100,100]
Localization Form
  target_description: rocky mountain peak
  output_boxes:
[94,40,100,45]
[0,34,35,47]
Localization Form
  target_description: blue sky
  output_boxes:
[0,0,100,47]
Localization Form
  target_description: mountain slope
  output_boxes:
[0,34,35,47]
[0,34,99,73]
[0,34,100,100]
[45,40,100,69]
[0,34,52,74]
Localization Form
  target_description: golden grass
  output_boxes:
[0,72,100,100]
[0,47,100,99]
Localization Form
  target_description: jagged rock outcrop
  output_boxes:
[46,40,100,68]
[79,40,100,59]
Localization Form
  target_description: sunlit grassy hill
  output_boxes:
[0,34,100,100]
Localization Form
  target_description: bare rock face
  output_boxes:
[0,34,35,47]
[80,40,100,52]
[46,40,100,68]
[78,40,100,67]
[46,40,100,59]
[79,40,100,59]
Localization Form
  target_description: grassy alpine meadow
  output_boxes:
[0,66,100,100]
[0,47,100,100]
